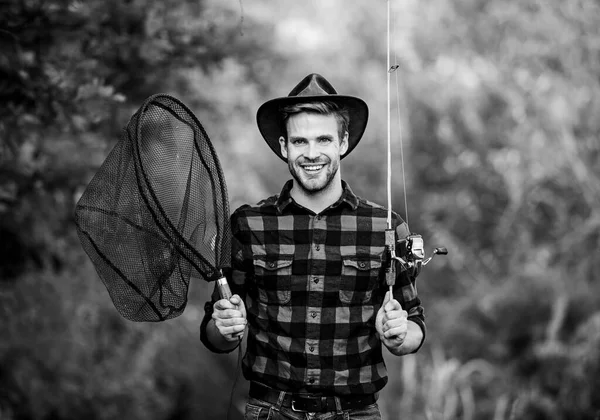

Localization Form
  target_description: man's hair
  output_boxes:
[279,101,350,142]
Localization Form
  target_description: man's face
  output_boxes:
[279,112,349,194]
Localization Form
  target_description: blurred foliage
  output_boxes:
[1,0,599,419]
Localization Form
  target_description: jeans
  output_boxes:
[243,397,382,420]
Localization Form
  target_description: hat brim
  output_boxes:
[256,95,369,162]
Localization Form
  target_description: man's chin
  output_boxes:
[304,186,326,195]
[291,165,338,194]
[296,177,327,194]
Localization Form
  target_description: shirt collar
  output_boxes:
[275,180,359,214]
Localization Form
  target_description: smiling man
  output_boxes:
[200,74,426,420]
[281,107,348,213]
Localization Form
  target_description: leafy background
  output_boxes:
[1,0,599,419]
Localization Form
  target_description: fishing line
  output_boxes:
[387,0,409,228]
[385,0,402,299]
[384,0,448,286]
[392,7,409,228]
[386,0,393,230]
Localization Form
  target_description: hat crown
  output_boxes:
[288,73,338,97]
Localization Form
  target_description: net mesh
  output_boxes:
[75,94,230,322]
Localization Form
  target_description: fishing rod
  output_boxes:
[383,0,447,300]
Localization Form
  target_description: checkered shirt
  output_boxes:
[201,180,425,396]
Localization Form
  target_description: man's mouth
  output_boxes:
[301,164,325,173]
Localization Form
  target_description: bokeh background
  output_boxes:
[1,0,600,419]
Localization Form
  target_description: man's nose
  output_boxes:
[304,141,319,159]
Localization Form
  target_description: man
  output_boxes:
[200,73,426,419]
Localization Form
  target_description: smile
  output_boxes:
[301,164,325,172]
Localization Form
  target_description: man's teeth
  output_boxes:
[303,165,324,171]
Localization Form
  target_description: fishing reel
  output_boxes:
[395,234,447,277]
[383,230,447,285]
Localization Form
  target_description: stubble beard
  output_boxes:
[289,158,339,196]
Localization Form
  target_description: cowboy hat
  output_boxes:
[256,73,369,161]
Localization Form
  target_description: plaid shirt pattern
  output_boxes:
[201,180,425,396]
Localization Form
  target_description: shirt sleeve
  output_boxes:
[393,219,426,353]
[200,210,251,353]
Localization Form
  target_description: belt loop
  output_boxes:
[275,390,286,410]
[334,396,343,414]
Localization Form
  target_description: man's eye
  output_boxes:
[292,139,306,145]
[319,137,332,143]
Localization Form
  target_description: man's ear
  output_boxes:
[340,131,349,156]
[279,136,288,159]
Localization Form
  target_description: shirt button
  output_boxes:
[358,261,366,268]
[315,245,320,251]
[268,262,276,268]
[309,346,314,352]
[313,277,319,283]
[316,215,321,220]
[309,378,315,384]
[311,311,317,318]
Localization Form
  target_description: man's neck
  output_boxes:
[290,179,343,214]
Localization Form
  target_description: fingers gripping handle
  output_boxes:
[216,276,243,341]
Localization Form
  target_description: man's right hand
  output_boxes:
[212,294,247,342]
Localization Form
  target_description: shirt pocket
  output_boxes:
[253,255,293,304]
[339,256,382,304]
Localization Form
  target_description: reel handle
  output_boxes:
[422,247,449,266]
[217,277,232,300]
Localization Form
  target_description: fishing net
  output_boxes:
[75,94,231,322]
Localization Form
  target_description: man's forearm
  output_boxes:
[204,318,240,352]
[386,319,424,356]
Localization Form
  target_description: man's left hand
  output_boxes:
[375,291,408,351]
